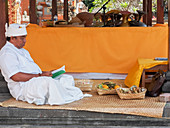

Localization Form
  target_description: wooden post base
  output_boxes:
[141,64,168,88]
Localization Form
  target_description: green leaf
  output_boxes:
[98,84,103,89]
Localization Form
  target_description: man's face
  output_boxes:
[11,35,27,49]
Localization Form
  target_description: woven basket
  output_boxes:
[116,88,147,100]
[97,88,117,95]
[75,80,93,92]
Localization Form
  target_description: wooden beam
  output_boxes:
[157,0,164,24]
[63,0,68,21]
[52,0,57,20]
[0,0,6,49]
[168,0,170,70]
[143,0,147,24]
[29,0,37,24]
[147,0,152,26]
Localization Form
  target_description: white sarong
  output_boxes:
[19,74,84,105]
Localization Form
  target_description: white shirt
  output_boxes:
[0,42,42,99]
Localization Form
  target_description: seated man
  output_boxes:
[0,24,84,105]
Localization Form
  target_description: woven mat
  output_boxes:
[0,80,166,118]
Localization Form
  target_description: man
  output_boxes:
[0,24,84,105]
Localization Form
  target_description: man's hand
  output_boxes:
[41,71,53,77]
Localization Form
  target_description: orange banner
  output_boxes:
[25,24,168,73]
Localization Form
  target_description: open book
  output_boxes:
[154,57,168,61]
[52,65,66,78]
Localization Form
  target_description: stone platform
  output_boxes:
[1,73,170,127]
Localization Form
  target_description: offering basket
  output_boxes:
[75,79,93,92]
[116,87,147,99]
[96,82,121,95]
[97,88,117,95]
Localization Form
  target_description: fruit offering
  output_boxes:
[119,85,145,94]
[97,82,120,90]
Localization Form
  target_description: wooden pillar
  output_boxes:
[143,0,147,24]
[29,0,37,24]
[157,0,164,24]
[147,0,152,26]
[5,0,8,24]
[63,0,68,21]
[168,0,170,70]
[0,0,6,49]
[52,0,57,20]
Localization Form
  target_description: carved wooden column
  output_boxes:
[63,0,68,21]
[157,0,164,24]
[168,0,170,70]
[8,0,16,24]
[52,0,57,20]
[147,0,152,26]
[0,0,6,49]
[29,0,37,24]
[143,0,147,24]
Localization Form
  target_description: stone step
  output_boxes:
[0,72,170,127]
[0,126,170,128]
[0,72,8,93]
[0,107,169,126]
[0,72,5,81]
[0,95,170,127]
[0,81,9,93]
[0,93,11,102]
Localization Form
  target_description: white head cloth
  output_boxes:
[5,23,27,37]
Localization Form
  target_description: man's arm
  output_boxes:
[11,71,52,82]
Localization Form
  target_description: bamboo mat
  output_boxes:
[0,80,166,118]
